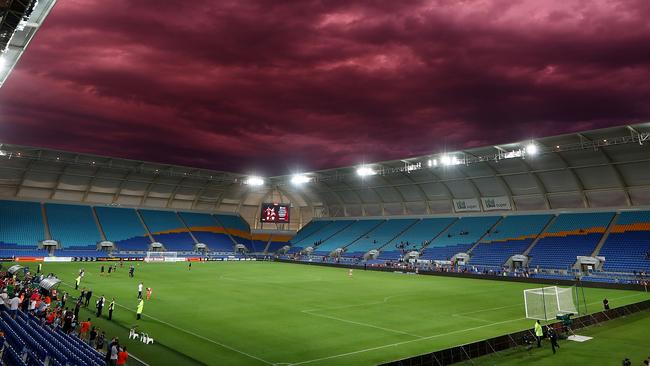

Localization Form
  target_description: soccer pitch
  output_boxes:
[30,261,650,366]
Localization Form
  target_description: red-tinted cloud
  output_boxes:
[1,0,649,175]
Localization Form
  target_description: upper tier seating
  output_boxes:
[0,200,44,249]
[343,219,417,256]
[421,216,500,260]
[45,203,102,248]
[215,214,253,250]
[139,209,195,251]
[528,212,614,269]
[378,217,457,259]
[178,212,235,252]
[469,215,552,266]
[94,206,151,251]
[600,210,650,273]
[316,220,383,254]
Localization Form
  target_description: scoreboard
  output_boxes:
[260,203,290,223]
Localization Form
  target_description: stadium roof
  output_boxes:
[0,0,56,87]
[0,123,649,229]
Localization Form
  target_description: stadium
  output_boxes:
[0,1,650,366]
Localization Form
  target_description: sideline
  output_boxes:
[60,281,275,366]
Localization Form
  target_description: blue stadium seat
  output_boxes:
[178,212,235,252]
[469,215,552,266]
[215,214,253,250]
[95,206,151,251]
[528,212,614,269]
[316,220,384,253]
[421,216,500,260]
[599,210,650,273]
[45,203,102,248]
[343,219,417,256]
[0,200,44,249]
[139,209,195,251]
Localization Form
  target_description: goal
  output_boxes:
[524,286,578,321]
[145,251,179,262]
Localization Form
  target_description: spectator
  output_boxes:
[110,339,120,365]
[89,327,97,348]
[117,346,129,366]
[9,293,20,319]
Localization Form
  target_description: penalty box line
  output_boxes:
[288,316,527,366]
[289,293,650,365]
[60,281,276,366]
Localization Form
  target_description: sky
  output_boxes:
[0,0,649,176]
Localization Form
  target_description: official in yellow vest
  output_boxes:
[136,299,144,320]
[534,320,544,347]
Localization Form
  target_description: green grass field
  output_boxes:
[25,261,650,366]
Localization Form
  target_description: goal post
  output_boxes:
[145,251,181,262]
[524,286,578,321]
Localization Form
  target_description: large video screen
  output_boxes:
[260,203,290,223]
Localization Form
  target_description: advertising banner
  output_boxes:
[452,198,481,212]
[481,196,512,211]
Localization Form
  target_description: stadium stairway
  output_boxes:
[317,219,384,255]
[0,310,105,366]
[214,214,253,251]
[139,209,197,252]
[94,207,152,251]
[598,210,650,273]
[468,214,553,267]
[590,212,620,256]
[298,220,356,255]
[527,212,615,270]
[420,216,500,261]
[341,219,417,258]
[45,203,103,248]
[377,217,457,260]
[522,214,559,256]
[177,212,237,252]
[286,220,333,253]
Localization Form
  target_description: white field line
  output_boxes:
[302,309,423,338]
[288,317,527,366]
[451,313,494,323]
[288,292,649,365]
[301,294,401,313]
[61,281,275,366]
[129,353,152,366]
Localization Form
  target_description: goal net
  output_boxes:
[524,286,578,321]
[145,251,179,262]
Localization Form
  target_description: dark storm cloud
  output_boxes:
[1,0,649,175]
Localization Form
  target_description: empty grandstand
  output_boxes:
[469,214,553,267]
[527,212,615,269]
[94,207,151,251]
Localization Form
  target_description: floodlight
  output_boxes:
[291,174,311,185]
[356,166,376,177]
[245,176,264,186]
[441,155,459,166]
[526,143,538,155]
